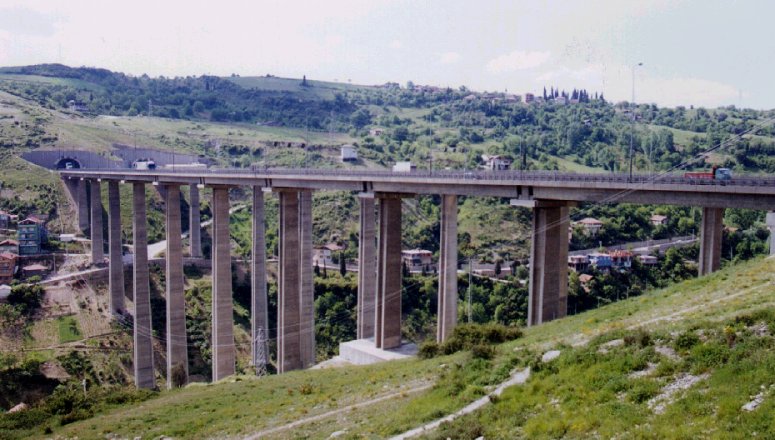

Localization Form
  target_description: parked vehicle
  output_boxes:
[684,166,731,180]
[132,159,157,170]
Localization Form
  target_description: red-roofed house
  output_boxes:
[0,253,17,284]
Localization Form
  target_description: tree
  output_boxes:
[339,253,347,277]
[301,75,309,87]
[494,260,502,276]
[314,262,321,276]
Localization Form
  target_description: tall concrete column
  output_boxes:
[77,179,89,233]
[211,186,235,381]
[107,181,124,314]
[357,194,376,340]
[189,185,202,258]
[132,182,155,389]
[277,191,301,372]
[277,189,316,372]
[437,194,458,343]
[90,180,104,263]
[767,212,775,256]
[699,207,724,276]
[298,190,315,368]
[165,185,188,387]
[528,204,570,326]
[375,195,402,349]
[251,187,269,373]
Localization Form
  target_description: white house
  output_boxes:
[575,218,604,236]
[341,145,358,162]
[481,155,512,171]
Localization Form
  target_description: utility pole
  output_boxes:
[628,62,643,182]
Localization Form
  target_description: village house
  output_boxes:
[524,93,535,103]
[637,254,659,266]
[481,154,512,171]
[401,249,433,272]
[313,243,345,267]
[0,239,19,254]
[588,252,613,271]
[21,263,47,279]
[17,217,47,255]
[610,250,634,269]
[0,211,11,230]
[578,274,594,292]
[368,128,384,136]
[0,253,17,285]
[575,218,604,236]
[568,255,590,272]
[650,214,668,226]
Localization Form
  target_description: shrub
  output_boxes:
[170,364,187,388]
[673,331,700,351]
[623,329,651,347]
[418,341,440,359]
[471,344,496,360]
[0,408,49,431]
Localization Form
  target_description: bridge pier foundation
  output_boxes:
[437,194,458,343]
[211,186,235,381]
[251,187,269,373]
[164,184,188,387]
[132,182,155,389]
[277,189,315,372]
[107,181,124,314]
[699,207,724,276]
[376,195,403,349]
[357,194,376,340]
[89,180,104,264]
[767,212,775,256]
[189,185,202,258]
[528,204,570,326]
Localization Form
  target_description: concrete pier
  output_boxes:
[211,186,235,381]
[251,187,269,373]
[376,195,402,349]
[437,194,458,343]
[90,180,104,263]
[107,181,124,314]
[277,189,316,372]
[767,212,775,256]
[528,204,570,326]
[357,194,376,339]
[189,185,202,258]
[699,207,724,276]
[164,185,188,387]
[132,182,155,389]
[77,179,89,233]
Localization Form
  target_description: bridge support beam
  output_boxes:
[277,189,315,373]
[357,194,376,340]
[528,204,570,326]
[189,185,202,258]
[251,187,269,373]
[90,180,104,264]
[132,182,155,389]
[165,184,188,387]
[108,181,124,314]
[77,179,89,233]
[767,212,775,256]
[211,186,235,381]
[437,194,458,343]
[699,207,724,276]
[375,194,403,349]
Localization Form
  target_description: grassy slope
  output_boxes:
[50,256,775,439]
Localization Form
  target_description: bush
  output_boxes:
[471,344,496,360]
[170,364,187,388]
[0,408,48,431]
[418,341,440,359]
[623,329,651,347]
[673,331,700,351]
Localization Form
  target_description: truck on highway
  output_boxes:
[392,161,416,172]
[684,166,732,181]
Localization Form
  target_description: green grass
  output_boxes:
[57,316,82,343]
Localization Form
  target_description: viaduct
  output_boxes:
[58,168,775,389]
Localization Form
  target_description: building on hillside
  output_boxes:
[401,249,434,272]
[313,243,345,267]
[575,218,604,236]
[0,253,16,285]
[481,154,512,171]
[21,263,47,278]
[553,95,568,105]
[588,252,612,271]
[0,284,11,302]
[568,255,590,272]
[650,214,668,226]
[0,239,19,255]
[610,250,633,269]
[0,211,10,230]
[524,93,535,103]
[17,217,47,255]
[578,274,594,292]
[340,145,358,162]
[637,254,659,266]
[369,128,384,136]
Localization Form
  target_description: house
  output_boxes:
[610,250,633,269]
[0,239,19,254]
[0,253,16,285]
[401,249,433,272]
[340,145,358,162]
[588,252,612,271]
[553,95,568,105]
[0,211,10,229]
[650,214,668,226]
[313,243,345,267]
[637,254,659,266]
[21,263,47,278]
[481,155,512,171]
[17,218,47,255]
[568,255,590,272]
[0,284,11,302]
[575,218,603,236]
[369,128,384,136]
[578,274,594,292]
[524,93,535,103]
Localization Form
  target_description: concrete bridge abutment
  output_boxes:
[357,194,376,339]
[437,194,458,343]
[528,202,570,326]
[375,194,404,349]
[699,207,724,276]
[164,184,188,387]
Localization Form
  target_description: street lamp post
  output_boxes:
[628,62,643,182]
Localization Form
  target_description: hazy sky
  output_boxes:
[0,0,772,109]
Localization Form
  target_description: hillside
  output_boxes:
[0,255,768,439]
